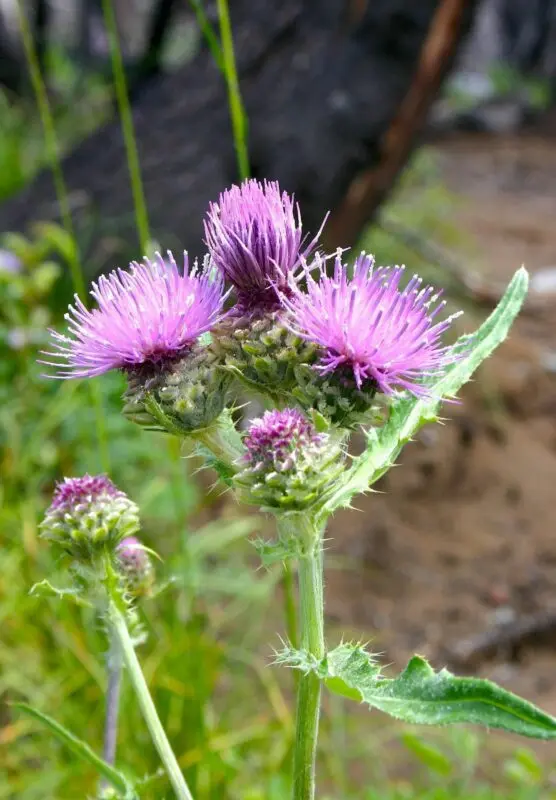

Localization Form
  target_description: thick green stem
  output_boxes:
[292,535,325,800]
[193,412,244,469]
[98,635,123,795]
[108,603,194,800]
[282,561,299,651]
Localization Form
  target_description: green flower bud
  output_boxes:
[211,313,319,401]
[40,475,140,560]
[212,313,378,427]
[291,363,379,428]
[122,342,231,435]
[234,409,344,512]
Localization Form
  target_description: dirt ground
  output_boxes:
[325,133,556,713]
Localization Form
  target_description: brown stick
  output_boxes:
[446,610,556,669]
[325,0,473,249]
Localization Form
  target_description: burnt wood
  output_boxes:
[0,0,479,279]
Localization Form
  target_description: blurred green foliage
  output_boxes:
[0,47,109,202]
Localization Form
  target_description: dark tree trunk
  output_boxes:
[0,0,479,279]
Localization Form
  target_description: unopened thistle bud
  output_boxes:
[116,536,154,597]
[122,340,231,434]
[211,311,319,402]
[42,251,230,435]
[234,409,343,512]
[40,475,140,560]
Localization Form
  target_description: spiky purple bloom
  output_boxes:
[237,408,343,511]
[280,252,462,397]
[243,408,326,473]
[42,251,226,378]
[41,474,140,556]
[204,179,321,312]
[49,474,123,513]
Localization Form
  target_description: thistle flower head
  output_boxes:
[42,251,225,378]
[48,474,122,512]
[280,252,462,397]
[116,536,154,597]
[236,408,343,511]
[243,408,326,473]
[204,179,319,313]
[41,474,140,558]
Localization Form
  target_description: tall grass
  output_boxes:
[216,0,250,180]
[101,0,150,251]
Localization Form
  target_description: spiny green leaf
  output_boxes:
[320,267,528,519]
[30,579,80,599]
[251,536,301,567]
[15,703,137,797]
[29,579,92,607]
[196,444,236,485]
[289,642,556,740]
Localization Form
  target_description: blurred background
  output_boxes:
[1,1,556,797]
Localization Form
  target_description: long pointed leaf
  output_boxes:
[15,702,137,797]
[280,643,556,740]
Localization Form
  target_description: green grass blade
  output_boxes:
[189,0,225,73]
[16,3,84,296]
[15,702,136,797]
[216,0,250,180]
[101,0,150,252]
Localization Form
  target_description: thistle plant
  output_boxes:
[38,475,193,800]
[42,178,556,800]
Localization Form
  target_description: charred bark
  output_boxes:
[0,0,479,278]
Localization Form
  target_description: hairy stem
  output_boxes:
[102,638,123,767]
[193,412,244,468]
[108,603,194,800]
[98,635,123,796]
[282,561,299,652]
[292,528,325,800]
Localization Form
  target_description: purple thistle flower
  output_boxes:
[42,251,226,378]
[280,252,462,397]
[116,536,154,596]
[243,408,326,473]
[41,474,140,556]
[204,179,322,312]
[116,535,145,560]
[49,474,123,513]
[237,408,343,511]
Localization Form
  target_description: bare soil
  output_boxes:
[325,134,556,713]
